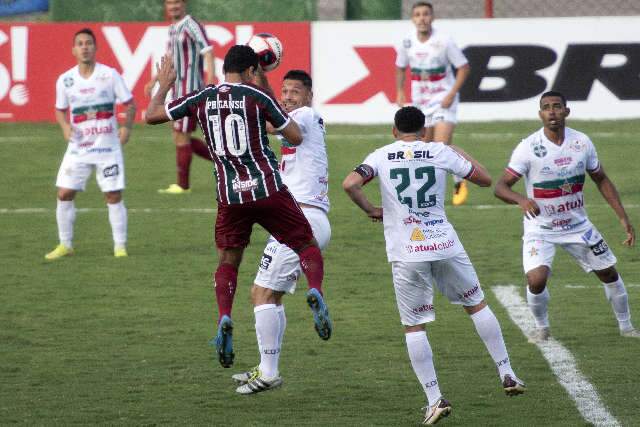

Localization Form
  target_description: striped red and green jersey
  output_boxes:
[168,15,211,98]
[166,82,291,205]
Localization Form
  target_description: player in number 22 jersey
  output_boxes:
[343,107,525,425]
[145,45,332,370]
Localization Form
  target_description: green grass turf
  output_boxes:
[1,120,639,425]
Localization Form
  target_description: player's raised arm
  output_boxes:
[145,55,176,125]
[342,167,383,222]
[588,165,635,246]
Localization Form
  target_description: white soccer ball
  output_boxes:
[247,33,283,72]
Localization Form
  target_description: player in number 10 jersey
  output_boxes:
[145,45,332,370]
[343,107,524,425]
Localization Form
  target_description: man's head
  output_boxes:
[72,28,97,65]
[281,70,313,113]
[223,45,259,81]
[539,91,570,131]
[165,0,187,21]
[411,2,434,34]
[393,106,426,139]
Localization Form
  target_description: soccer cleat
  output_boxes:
[232,365,260,385]
[306,288,332,340]
[528,327,551,344]
[620,328,640,338]
[45,244,74,260]
[422,397,452,425]
[502,374,526,396]
[158,184,191,194]
[235,369,283,395]
[213,315,234,368]
[114,247,128,258]
[452,180,468,206]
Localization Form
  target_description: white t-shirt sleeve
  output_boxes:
[55,75,68,110]
[585,138,600,172]
[291,108,310,139]
[445,37,468,69]
[442,146,473,178]
[507,141,530,177]
[395,37,409,68]
[112,69,133,104]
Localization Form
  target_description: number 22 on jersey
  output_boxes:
[390,166,437,208]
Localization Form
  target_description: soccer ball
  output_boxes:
[247,33,283,72]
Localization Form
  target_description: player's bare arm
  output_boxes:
[441,63,470,109]
[278,120,303,146]
[119,100,137,145]
[54,108,72,141]
[494,172,541,219]
[203,49,216,85]
[448,144,491,186]
[342,170,383,222]
[588,166,635,246]
[145,55,176,125]
[396,67,406,107]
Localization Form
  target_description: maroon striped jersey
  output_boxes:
[166,82,291,204]
[167,15,211,98]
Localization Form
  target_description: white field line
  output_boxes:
[0,132,636,143]
[493,285,621,427]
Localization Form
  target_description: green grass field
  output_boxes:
[2,120,639,426]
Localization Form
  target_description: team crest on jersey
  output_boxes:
[533,144,547,158]
[64,77,74,87]
[219,85,230,93]
[569,140,585,152]
[410,228,426,241]
[540,166,553,175]
[403,38,411,48]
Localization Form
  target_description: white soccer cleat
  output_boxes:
[502,374,526,396]
[422,397,452,425]
[620,328,640,338]
[235,369,283,395]
[232,366,259,385]
[528,327,551,344]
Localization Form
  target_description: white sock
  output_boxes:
[254,304,280,379]
[56,199,76,248]
[471,306,516,381]
[405,331,441,406]
[276,305,286,349]
[107,201,127,248]
[453,174,463,185]
[527,286,550,328]
[603,276,633,331]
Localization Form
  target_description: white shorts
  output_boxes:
[391,252,485,326]
[55,151,125,192]
[423,105,458,127]
[254,207,331,293]
[523,225,617,274]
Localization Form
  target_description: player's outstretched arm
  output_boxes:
[589,166,635,246]
[494,171,540,219]
[449,144,491,187]
[146,55,176,125]
[342,171,383,222]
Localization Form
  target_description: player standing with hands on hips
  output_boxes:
[46,28,136,260]
[395,2,471,206]
[145,45,332,369]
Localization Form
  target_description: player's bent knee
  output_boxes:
[104,191,122,204]
[404,324,426,334]
[594,266,618,283]
[57,188,76,201]
[463,300,487,315]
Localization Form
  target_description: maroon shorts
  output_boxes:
[215,189,314,251]
[173,114,198,134]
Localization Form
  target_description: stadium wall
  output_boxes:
[0,17,639,123]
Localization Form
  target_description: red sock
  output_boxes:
[190,137,212,161]
[214,263,238,320]
[299,245,324,294]
[176,144,192,189]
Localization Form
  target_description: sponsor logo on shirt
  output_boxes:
[64,76,74,87]
[460,284,480,299]
[590,239,609,256]
[232,176,259,193]
[569,140,585,152]
[79,87,95,95]
[533,144,547,158]
[387,150,434,160]
[405,239,455,253]
[541,196,584,216]
[540,166,554,175]
[403,216,422,225]
[554,156,572,166]
[411,303,433,314]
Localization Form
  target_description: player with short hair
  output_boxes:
[46,28,136,260]
[495,91,639,342]
[343,106,524,425]
[146,45,332,370]
[231,69,331,394]
[145,0,215,194]
[395,1,471,206]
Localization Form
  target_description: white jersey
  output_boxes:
[278,106,330,212]
[395,28,467,114]
[507,127,600,236]
[55,63,132,162]
[361,140,474,262]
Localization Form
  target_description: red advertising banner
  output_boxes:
[0,22,310,122]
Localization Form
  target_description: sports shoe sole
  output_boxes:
[423,399,452,425]
[236,376,283,395]
[503,375,526,396]
[214,316,234,368]
[306,289,332,340]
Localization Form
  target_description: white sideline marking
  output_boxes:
[493,285,621,427]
